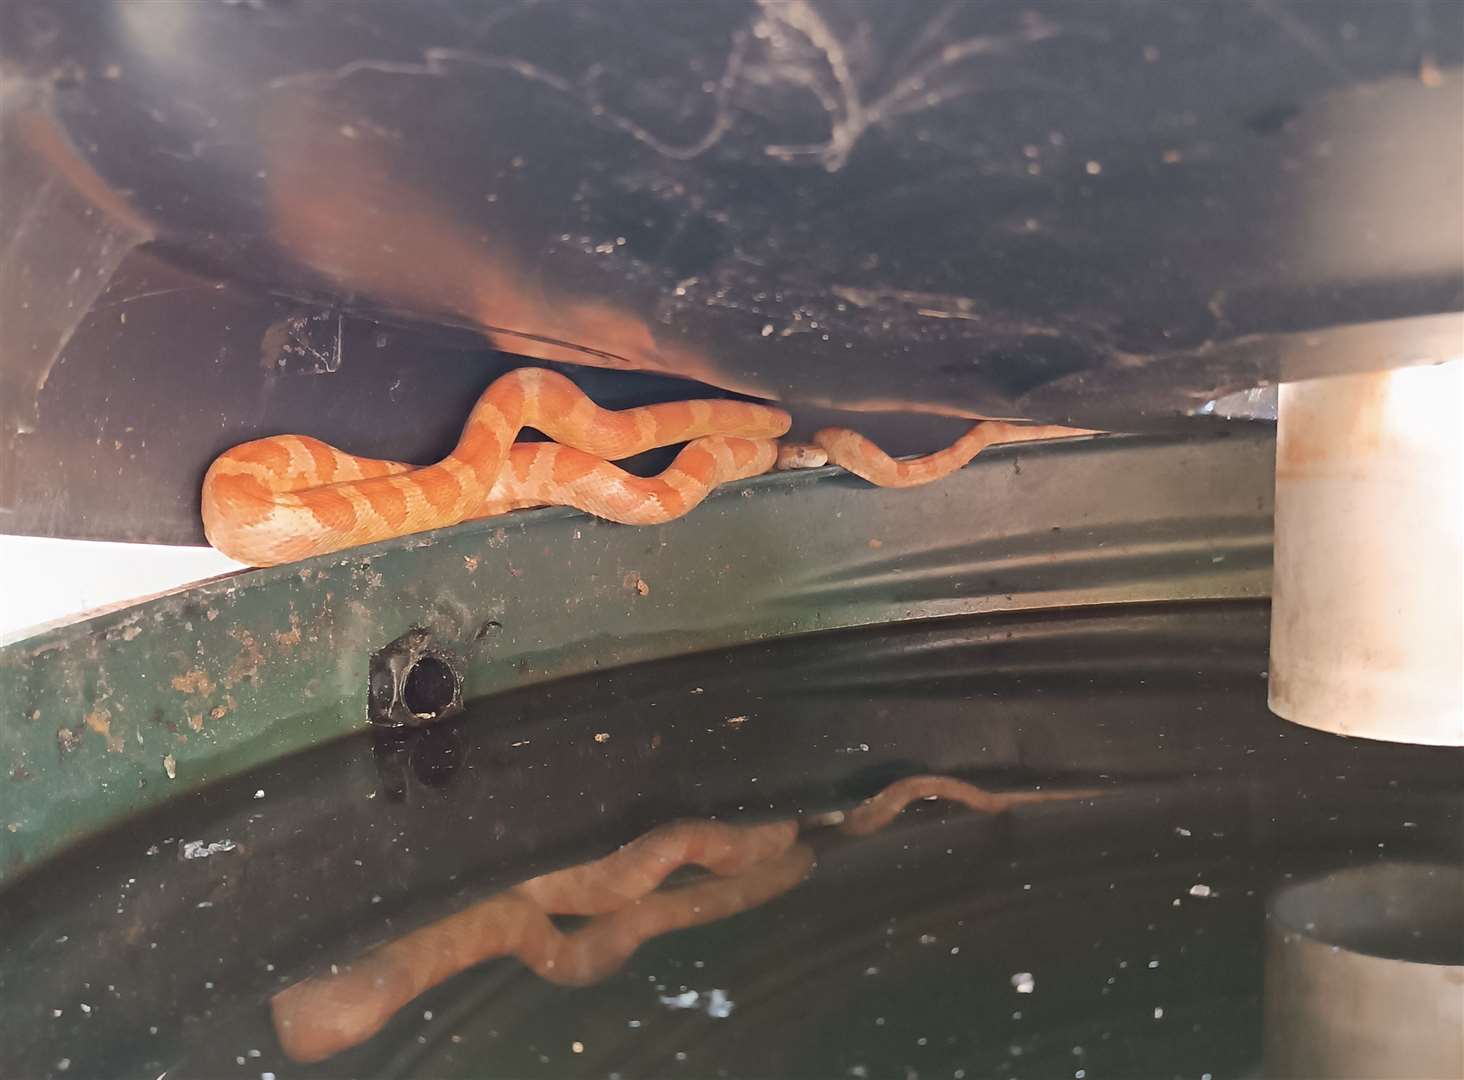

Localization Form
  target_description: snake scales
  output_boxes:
[203,367,1092,566]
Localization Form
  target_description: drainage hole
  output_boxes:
[402,655,457,720]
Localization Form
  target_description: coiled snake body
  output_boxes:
[204,367,1090,566]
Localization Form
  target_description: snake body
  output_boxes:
[204,367,1090,566]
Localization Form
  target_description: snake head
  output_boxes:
[775,443,828,470]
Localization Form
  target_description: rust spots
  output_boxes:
[225,629,264,689]
[85,706,124,752]
[306,485,359,533]
[464,555,480,572]
[57,727,83,753]
[171,670,216,697]
[623,572,651,597]
[210,695,238,723]
[189,713,204,733]
[274,613,303,648]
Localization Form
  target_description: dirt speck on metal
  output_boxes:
[225,629,263,688]
[170,670,215,697]
[273,613,303,648]
[84,707,124,752]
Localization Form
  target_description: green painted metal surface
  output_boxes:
[0,431,1274,882]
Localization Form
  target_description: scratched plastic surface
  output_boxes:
[2,601,1461,1079]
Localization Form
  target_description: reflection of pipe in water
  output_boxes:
[1264,862,1464,1080]
[271,777,1097,1063]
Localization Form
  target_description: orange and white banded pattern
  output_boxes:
[202,366,1095,566]
[812,420,1099,488]
[202,367,789,566]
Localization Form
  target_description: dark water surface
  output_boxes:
[3,601,1460,1079]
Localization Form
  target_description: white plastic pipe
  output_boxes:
[1269,359,1464,745]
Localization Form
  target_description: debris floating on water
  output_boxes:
[658,987,734,1018]
[180,839,237,860]
[1011,972,1036,994]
